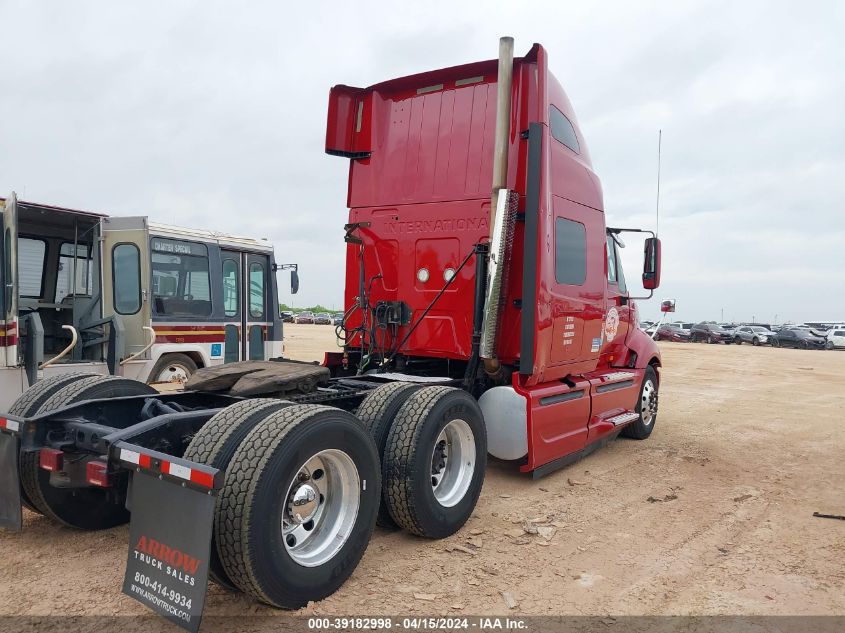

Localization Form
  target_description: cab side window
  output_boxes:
[606,236,617,284]
[605,235,627,293]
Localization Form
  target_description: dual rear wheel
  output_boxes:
[12,374,156,529]
[10,375,487,608]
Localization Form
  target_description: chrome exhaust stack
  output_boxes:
[480,36,515,375]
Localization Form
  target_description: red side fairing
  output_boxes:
[516,366,646,472]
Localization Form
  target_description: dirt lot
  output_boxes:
[1,326,843,622]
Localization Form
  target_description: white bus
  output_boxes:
[0,193,295,408]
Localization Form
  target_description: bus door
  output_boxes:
[2,193,19,367]
[221,250,269,361]
[246,253,269,360]
[101,217,151,367]
[220,250,242,362]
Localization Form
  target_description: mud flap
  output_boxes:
[0,431,22,532]
[121,469,215,632]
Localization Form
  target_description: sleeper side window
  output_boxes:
[555,218,587,285]
[550,105,580,153]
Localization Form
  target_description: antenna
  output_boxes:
[655,129,662,236]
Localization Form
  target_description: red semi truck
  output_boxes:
[0,38,662,630]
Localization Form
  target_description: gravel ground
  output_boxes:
[1,328,843,627]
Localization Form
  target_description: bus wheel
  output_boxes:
[149,353,198,385]
[355,382,422,528]
[216,405,380,608]
[21,376,157,529]
[8,372,100,514]
[184,398,294,590]
[383,386,487,539]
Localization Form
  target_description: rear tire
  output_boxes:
[216,405,380,608]
[8,372,100,514]
[622,366,659,440]
[21,376,157,529]
[734,337,741,345]
[826,341,834,350]
[184,398,294,589]
[383,386,487,539]
[355,382,422,528]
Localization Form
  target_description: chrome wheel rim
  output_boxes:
[156,363,190,383]
[430,419,476,508]
[641,380,658,426]
[281,449,360,568]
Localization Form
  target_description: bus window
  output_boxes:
[113,243,141,314]
[222,258,239,317]
[249,262,265,319]
[151,239,212,317]
[56,243,93,302]
[19,237,47,298]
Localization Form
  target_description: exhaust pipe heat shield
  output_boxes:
[480,189,518,360]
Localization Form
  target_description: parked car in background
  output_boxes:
[332,313,344,326]
[294,311,315,324]
[733,325,776,346]
[720,324,738,337]
[654,323,691,342]
[314,312,332,325]
[281,310,294,323]
[771,328,826,349]
[779,323,828,337]
[825,328,845,350]
[691,322,734,343]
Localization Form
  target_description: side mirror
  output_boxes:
[661,299,676,313]
[291,269,299,295]
[642,237,661,290]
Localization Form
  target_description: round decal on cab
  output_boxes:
[604,307,620,341]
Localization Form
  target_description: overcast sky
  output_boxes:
[2,1,843,323]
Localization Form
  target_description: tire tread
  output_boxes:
[355,382,420,528]
[383,386,454,536]
[217,404,337,603]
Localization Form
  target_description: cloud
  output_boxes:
[1,0,842,322]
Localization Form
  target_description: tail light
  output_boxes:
[39,448,64,472]
[86,460,113,487]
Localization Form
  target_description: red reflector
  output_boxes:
[0,417,6,430]
[139,453,152,469]
[40,448,64,472]
[190,469,214,489]
[86,460,112,487]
